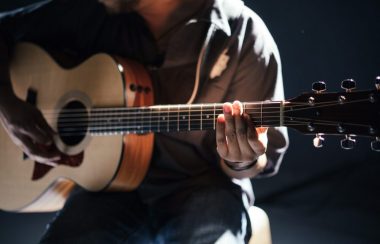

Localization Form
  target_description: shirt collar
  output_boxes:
[187,0,244,37]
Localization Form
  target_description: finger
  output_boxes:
[16,133,60,163]
[223,102,240,158]
[233,102,255,162]
[35,123,55,145]
[246,114,266,156]
[256,127,268,134]
[20,122,52,145]
[256,127,268,149]
[36,112,56,137]
[216,114,228,158]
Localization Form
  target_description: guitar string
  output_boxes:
[283,117,371,128]
[41,99,357,121]
[41,107,282,118]
[56,123,297,136]
[38,103,280,114]
[50,116,372,132]
[46,98,370,128]
[56,119,284,131]
[48,114,282,124]
[282,98,370,113]
[55,121,353,137]
[39,98,351,116]
[41,98,368,120]
[44,111,281,122]
[56,116,370,132]
[43,94,373,114]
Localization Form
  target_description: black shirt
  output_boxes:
[0,0,289,204]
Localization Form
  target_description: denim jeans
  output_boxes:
[40,184,251,244]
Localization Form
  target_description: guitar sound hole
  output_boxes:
[57,101,88,146]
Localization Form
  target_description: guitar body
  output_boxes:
[0,43,154,212]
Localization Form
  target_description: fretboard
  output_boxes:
[85,102,284,136]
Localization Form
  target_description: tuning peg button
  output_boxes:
[341,79,356,92]
[341,135,356,150]
[371,137,380,152]
[313,134,324,148]
[375,76,380,91]
[312,81,326,93]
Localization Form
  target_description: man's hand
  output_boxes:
[216,101,268,178]
[0,94,61,164]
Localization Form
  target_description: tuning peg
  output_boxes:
[341,79,356,92]
[340,135,356,150]
[375,76,380,91]
[313,134,324,148]
[312,81,326,93]
[371,137,380,152]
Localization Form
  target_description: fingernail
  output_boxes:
[233,101,243,115]
[217,114,225,123]
[223,104,231,114]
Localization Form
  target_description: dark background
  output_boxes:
[1,0,380,243]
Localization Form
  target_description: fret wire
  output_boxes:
[200,104,203,131]
[177,104,180,132]
[157,107,161,133]
[133,108,137,132]
[140,107,145,133]
[188,105,191,131]
[149,107,152,132]
[260,101,263,127]
[167,105,170,132]
[213,103,216,130]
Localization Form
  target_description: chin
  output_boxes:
[99,0,139,14]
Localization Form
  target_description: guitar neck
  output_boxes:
[87,102,284,135]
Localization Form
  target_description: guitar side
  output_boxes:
[0,43,153,212]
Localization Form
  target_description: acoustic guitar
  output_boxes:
[0,43,379,212]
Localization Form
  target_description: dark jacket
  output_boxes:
[0,0,288,203]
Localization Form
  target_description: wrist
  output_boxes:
[223,159,258,171]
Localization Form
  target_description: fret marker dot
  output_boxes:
[206,115,210,119]
[182,116,186,120]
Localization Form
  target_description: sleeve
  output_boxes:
[224,8,289,177]
[0,0,106,55]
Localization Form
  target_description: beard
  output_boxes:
[99,0,140,14]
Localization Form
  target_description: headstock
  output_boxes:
[285,77,380,151]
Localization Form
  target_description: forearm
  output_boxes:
[0,33,15,105]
